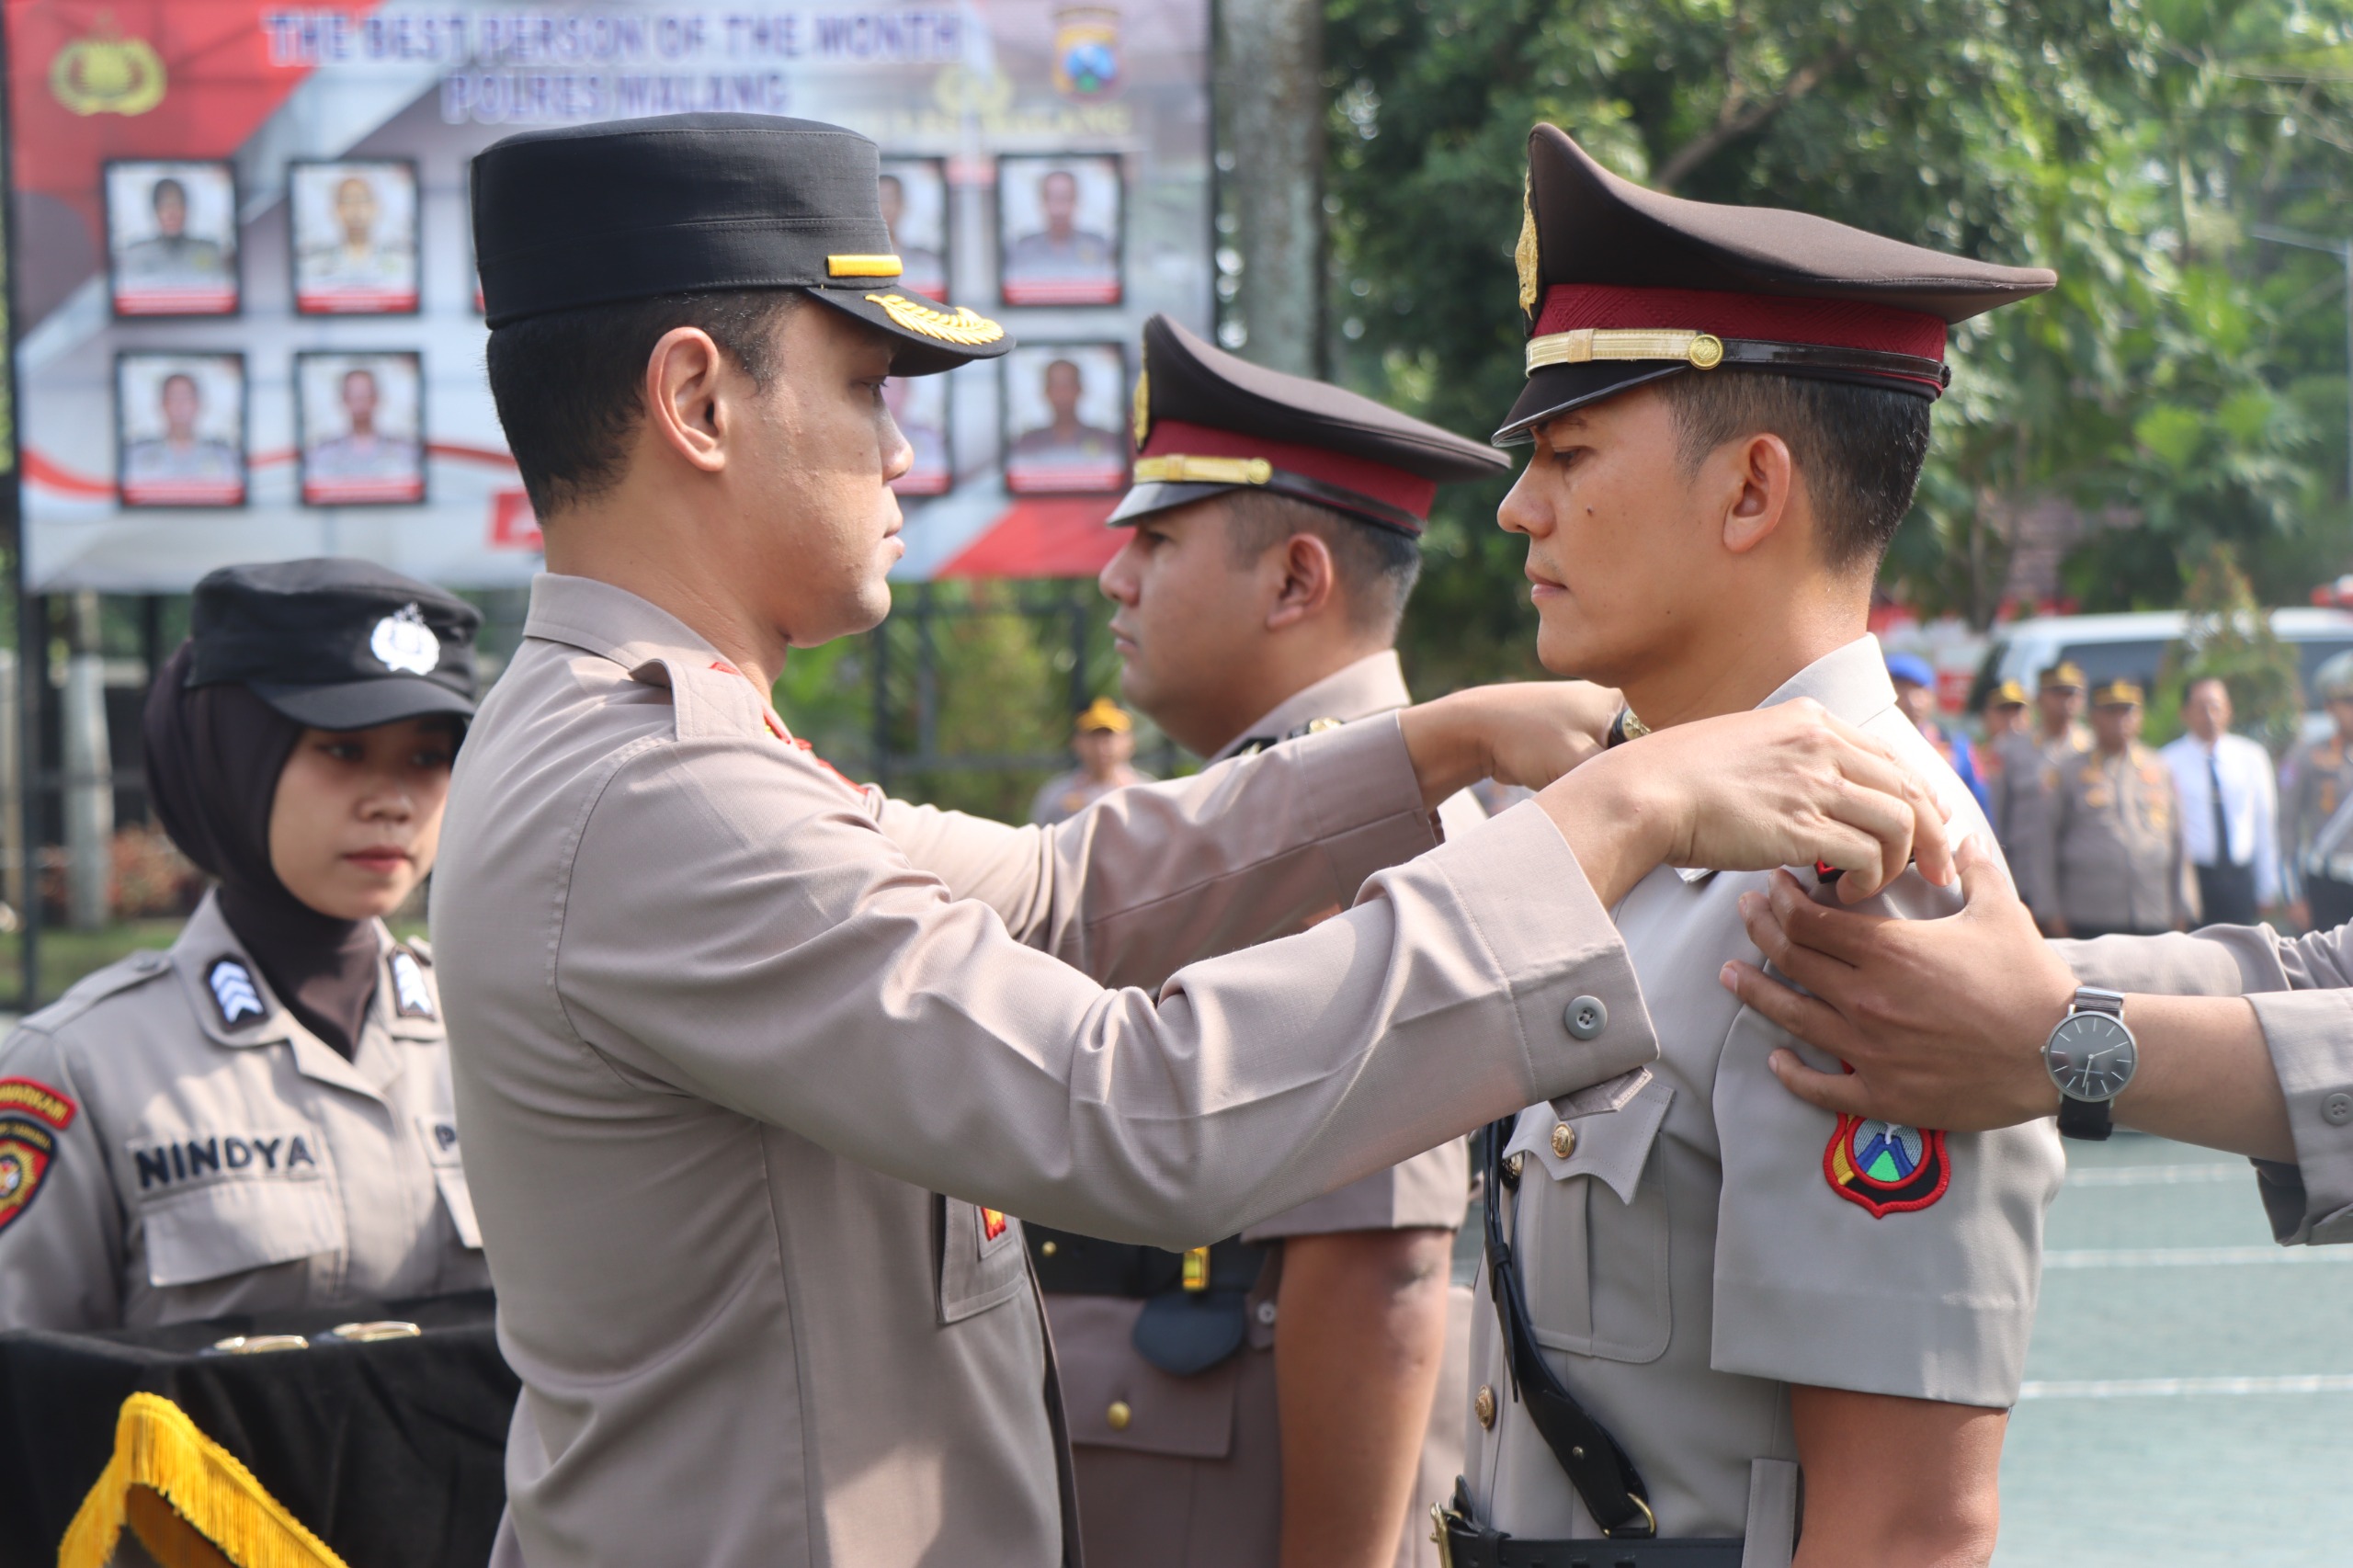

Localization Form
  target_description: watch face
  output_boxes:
[2047,1013,2137,1102]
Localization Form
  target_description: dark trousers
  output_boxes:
[2194,861,2260,927]
[2309,876,2353,935]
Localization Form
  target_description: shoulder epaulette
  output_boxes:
[18,949,175,1036]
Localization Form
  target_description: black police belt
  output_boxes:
[1027,1228,1270,1377]
[1435,1120,1744,1565]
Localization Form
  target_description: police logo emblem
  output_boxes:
[390,949,437,1020]
[0,1077,75,1235]
[369,603,441,676]
[1824,1114,1949,1217]
[207,958,267,1028]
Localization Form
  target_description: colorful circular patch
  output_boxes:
[1824,1112,1950,1217]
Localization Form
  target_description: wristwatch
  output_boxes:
[2043,986,2138,1141]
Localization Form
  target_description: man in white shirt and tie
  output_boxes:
[2161,675,2279,927]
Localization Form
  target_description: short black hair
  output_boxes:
[1221,491,1422,638]
[151,177,186,209]
[483,289,802,518]
[1654,370,1932,571]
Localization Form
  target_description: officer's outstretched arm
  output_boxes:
[1788,1387,2003,1567]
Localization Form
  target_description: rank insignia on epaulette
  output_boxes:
[1824,1114,1949,1218]
[207,959,267,1028]
[390,949,437,1020]
[980,1207,1009,1243]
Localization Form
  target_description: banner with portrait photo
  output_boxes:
[105,160,239,317]
[7,0,1212,590]
[1002,342,1127,494]
[297,351,426,506]
[291,160,421,314]
[116,353,246,507]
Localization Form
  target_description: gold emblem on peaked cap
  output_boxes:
[1515,173,1540,321]
[1132,367,1151,449]
[863,294,1006,346]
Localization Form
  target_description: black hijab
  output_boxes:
[144,642,381,1059]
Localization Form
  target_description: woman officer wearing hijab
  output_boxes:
[0,559,488,1330]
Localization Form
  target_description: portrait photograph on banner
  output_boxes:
[886,374,952,495]
[997,154,1122,307]
[104,160,239,317]
[297,351,426,506]
[115,352,246,507]
[291,160,422,314]
[878,158,949,302]
[1002,343,1128,494]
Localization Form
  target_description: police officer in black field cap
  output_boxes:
[0,559,484,1332]
[433,112,1963,1568]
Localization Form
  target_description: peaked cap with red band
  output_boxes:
[1496,125,2057,443]
[1113,315,1507,537]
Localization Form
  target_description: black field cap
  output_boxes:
[472,113,1009,375]
[1497,125,2057,441]
[1114,315,1508,535]
[187,559,480,730]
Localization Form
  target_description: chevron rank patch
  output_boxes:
[389,949,437,1020]
[1824,1114,1950,1218]
[207,958,267,1028]
[0,1077,76,1235]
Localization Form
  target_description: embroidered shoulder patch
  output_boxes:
[1824,1115,1950,1217]
[979,1207,1010,1243]
[0,1081,74,1234]
[389,949,437,1020]
[207,959,267,1028]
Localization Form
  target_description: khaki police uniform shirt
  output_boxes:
[2057,923,2353,1244]
[435,575,1661,1568]
[1467,638,2064,1551]
[2279,733,2353,896]
[0,892,484,1331]
[1048,651,1484,1568]
[1985,729,2050,903]
[2029,741,2195,934]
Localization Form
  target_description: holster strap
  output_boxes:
[1434,1484,1743,1568]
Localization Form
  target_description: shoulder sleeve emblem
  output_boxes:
[389,950,438,1020]
[1824,1114,1949,1217]
[207,959,267,1028]
[0,1078,74,1234]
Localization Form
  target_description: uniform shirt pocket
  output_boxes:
[1506,1076,1674,1364]
[414,1114,483,1250]
[127,1126,341,1288]
[937,1196,1029,1324]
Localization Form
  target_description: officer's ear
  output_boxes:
[1717,431,1795,558]
[1264,531,1337,631]
[642,327,732,475]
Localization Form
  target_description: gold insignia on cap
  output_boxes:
[1132,455,1272,485]
[828,254,904,278]
[1515,175,1540,321]
[1525,328,1725,375]
[1132,367,1151,449]
[863,293,1006,346]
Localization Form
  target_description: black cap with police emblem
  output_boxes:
[1114,314,1507,535]
[1498,124,2056,442]
[186,559,480,730]
[472,113,1011,376]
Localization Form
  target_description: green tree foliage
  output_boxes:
[1323,0,2353,685]
[2152,542,2307,750]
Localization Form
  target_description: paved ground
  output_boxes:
[1996,1131,2352,1566]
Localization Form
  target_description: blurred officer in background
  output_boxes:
[1043,312,1508,1568]
[2161,676,2279,928]
[2035,659,2090,760]
[0,560,484,1329]
[2282,652,2353,931]
[2028,679,2195,938]
[1029,697,1154,825]
[1888,652,1988,813]
[1979,680,2045,881]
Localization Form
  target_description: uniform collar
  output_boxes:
[1211,650,1413,763]
[525,573,725,673]
[169,891,427,1097]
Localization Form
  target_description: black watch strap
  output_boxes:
[2056,1093,2113,1141]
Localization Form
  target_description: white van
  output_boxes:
[1968,609,2353,720]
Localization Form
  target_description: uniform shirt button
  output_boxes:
[1255,1300,1279,1326]
[1501,1152,1525,1182]
[1106,1401,1132,1432]
[1551,1122,1577,1159]
[1563,996,1608,1040]
[1474,1384,1497,1429]
[1040,1240,1058,1256]
[2325,1093,2353,1126]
